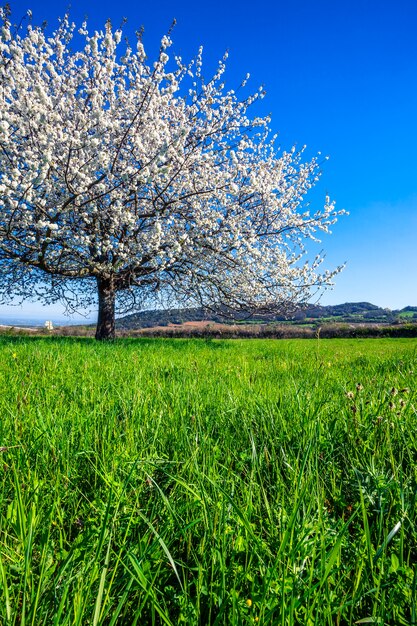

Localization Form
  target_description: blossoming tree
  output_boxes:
[0,10,344,339]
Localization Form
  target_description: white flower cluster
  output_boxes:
[0,10,344,312]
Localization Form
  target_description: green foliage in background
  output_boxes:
[0,336,416,625]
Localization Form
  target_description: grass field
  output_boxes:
[0,336,416,625]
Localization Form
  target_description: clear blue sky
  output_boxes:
[1,0,417,321]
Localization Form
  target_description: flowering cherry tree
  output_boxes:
[0,10,344,339]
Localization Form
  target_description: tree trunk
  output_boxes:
[95,276,116,340]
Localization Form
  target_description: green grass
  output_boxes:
[398,311,417,319]
[0,335,417,625]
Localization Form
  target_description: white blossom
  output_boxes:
[0,12,345,338]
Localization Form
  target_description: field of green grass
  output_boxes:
[0,336,416,625]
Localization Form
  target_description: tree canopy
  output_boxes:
[0,9,344,338]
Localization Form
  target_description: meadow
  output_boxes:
[0,335,416,625]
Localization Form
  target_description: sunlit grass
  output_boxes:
[0,336,416,624]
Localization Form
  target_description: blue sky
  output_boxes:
[1,0,417,321]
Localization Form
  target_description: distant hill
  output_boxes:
[116,302,417,330]
[116,307,215,329]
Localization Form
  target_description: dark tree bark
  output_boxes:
[95,276,116,340]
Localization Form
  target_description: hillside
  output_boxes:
[116,302,417,330]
